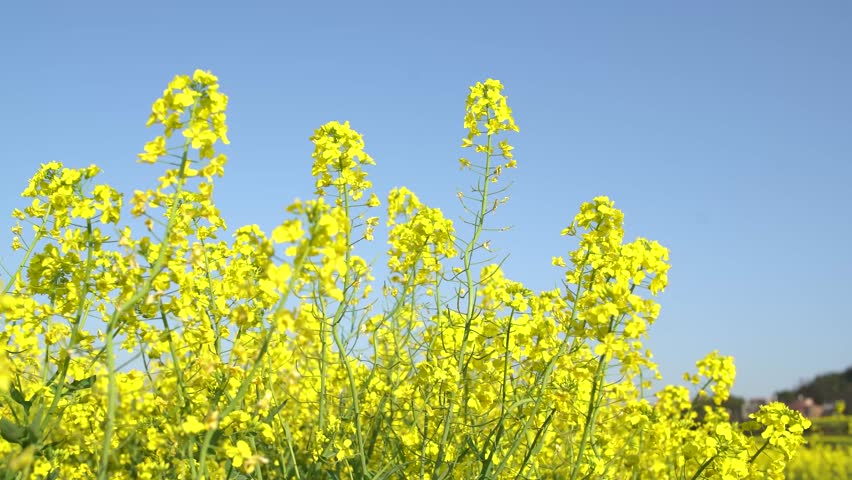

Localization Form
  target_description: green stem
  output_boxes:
[434,120,493,477]
[691,378,716,406]
[690,454,718,480]
[98,138,192,479]
[477,309,515,478]
[491,252,590,476]
[3,204,52,295]
[196,213,316,478]
[160,307,189,413]
[749,438,770,463]
[569,351,608,480]
[41,216,95,433]
[327,183,369,476]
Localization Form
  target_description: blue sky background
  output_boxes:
[1,1,849,398]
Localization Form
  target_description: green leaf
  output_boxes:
[262,399,288,424]
[0,418,29,446]
[66,375,97,393]
[9,386,32,414]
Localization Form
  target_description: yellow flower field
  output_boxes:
[0,70,818,479]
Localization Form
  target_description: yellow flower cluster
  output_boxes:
[0,70,812,479]
[460,78,519,178]
[385,187,456,295]
[310,121,375,202]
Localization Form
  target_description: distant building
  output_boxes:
[789,395,824,418]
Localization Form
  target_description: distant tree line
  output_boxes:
[775,365,852,406]
[688,366,852,423]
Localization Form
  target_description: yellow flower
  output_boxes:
[138,136,167,163]
[181,415,206,434]
[225,440,255,471]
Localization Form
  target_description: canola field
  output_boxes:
[0,70,840,479]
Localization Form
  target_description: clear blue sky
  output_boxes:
[1,1,849,399]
